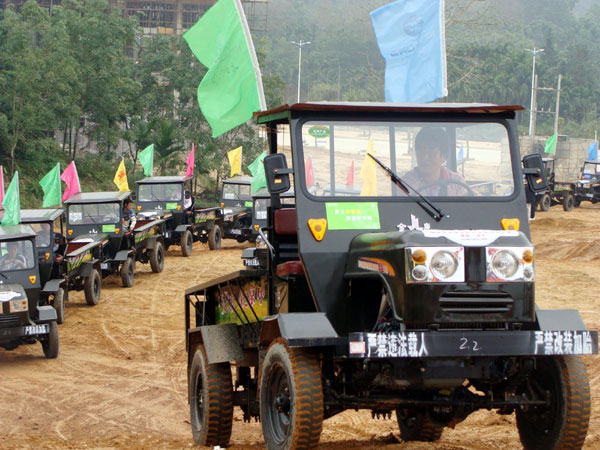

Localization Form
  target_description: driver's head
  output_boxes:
[415,127,449,181]
[7,242,18,257]
[123,198,132,211]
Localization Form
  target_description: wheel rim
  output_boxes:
[193,371,205,428]
[519,359,562,435]
[128,261,133,282]
[94,274,100,297]
[266,363,291,445]
[158,247,163,267]
[187,233,193,251]
[216,230,221,247]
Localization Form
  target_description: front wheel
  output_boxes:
[42,322,59,359]
[53,288,65,325]
[189,346,233,447]
[149,241,164,273]
[208,225,221,250]
[181,229,193,257]
[260,339,323,450]
[84,268,101,306]
[539,193,551,211]
[120,257,135,288]
[516,355,590,450]
[562,194,574,211]
[396,409,444,442]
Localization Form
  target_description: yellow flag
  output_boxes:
[359,139,377,196]
[227,146,242,177]
[113,158,129,191]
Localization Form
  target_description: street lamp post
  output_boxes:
[291,40,311,103]
[526,47,544,137]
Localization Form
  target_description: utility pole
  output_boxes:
[291,40,311,103]
[526,48,544,137]
[554,74,562,135]
[532,74,538,139]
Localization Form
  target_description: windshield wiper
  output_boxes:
[86,213,98,225]
[367,153,444,222]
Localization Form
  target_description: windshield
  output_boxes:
[68,203,120,225]
[30,223,52,248]
[138,184,182,202]
[0,240,36,271]
[301,121,515,198]
[222,183,251,201]
[582,163,600,178]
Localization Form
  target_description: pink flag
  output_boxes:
[185,144,195,177]
[305,156,315,187]
[61,161,81,201]
[345,159,355,186]
[0,166,4,209]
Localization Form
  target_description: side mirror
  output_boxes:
[130,192,137,201]
[264,154,292,195]
[522,153,549,193]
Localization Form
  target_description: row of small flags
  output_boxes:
[544,134,598,160]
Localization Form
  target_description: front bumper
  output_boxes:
[0,323,49,342]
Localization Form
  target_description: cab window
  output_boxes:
[68,203,120,225]
[0,240,36,271]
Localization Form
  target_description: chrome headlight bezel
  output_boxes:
[406,247,465,283]
[486,246,534,282]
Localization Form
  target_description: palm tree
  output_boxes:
[153,119,184,175]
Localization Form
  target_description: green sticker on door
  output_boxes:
[325,202,380,230]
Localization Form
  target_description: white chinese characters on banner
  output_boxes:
[367,332,428,358]
[534,330,593,355]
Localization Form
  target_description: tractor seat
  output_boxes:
[274,208,297,235]
[276,260,304,277]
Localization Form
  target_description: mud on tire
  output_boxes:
[42,321,59,359]
[149,241,164,273]
[516,355,590,450]
[208,225,221,251]
[120,257,135,288]
[53,287,65,325]
[396,408,444,442]
[181,229,193,257]
[84,268,101,306]
[189,346,233,447]
[260,338,323,450]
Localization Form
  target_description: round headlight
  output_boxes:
[412,265,428,281]
[430,251,458,279]
[491,250,519,279]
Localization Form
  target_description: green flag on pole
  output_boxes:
[138,144,154,176]
[39,163,62,207]
[1,172,20,226]
[182,0,266,138]
[248,151,266,194]
[544,134,558,155]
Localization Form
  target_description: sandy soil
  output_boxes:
[1,205,600,449]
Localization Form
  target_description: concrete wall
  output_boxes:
[519,135,595,182]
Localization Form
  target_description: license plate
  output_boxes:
[100,263,108,270]
[230,229,242,235]
[244,258,260,267]
[24,324,48,335]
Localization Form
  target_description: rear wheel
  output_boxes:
[120,257,135,287]
[84,269,101,306]
[574,196,581,207]
[260,339,323,450]
[539,193,551,211]
[149,241,164,273]
[516,356,590,450]
[42,322,59,359]
[396,409,444,442]
[189,346,233,447]
[562,194,574,211]
[208,225,221,250]
[53,288,65,325]
[181,229,193,257]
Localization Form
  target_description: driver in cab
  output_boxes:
[0,242,27,270]
[402,127,468,196]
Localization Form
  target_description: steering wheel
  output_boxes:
[418,178,476,196]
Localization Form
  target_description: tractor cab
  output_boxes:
[136,175,194,226]
[220,176,254,242]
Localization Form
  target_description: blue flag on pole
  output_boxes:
[588,141,598,160]
[370,0,447,103]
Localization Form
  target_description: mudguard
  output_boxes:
[175,224,191,233]
[259,313,339,347]
[536,308,588,331]
[36,305,57,323]
[188,323,244,364]
[79,260,98,277]
[41,279,64,294]
[144,236,157,249]
[114,250,133,262]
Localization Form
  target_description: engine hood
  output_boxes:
[0,284,27,302]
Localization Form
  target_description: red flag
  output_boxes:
[345,159,355,186]
[305,156,315,187]
[61,161,81,201]
[0,166,4,209]
[185,144,195,177]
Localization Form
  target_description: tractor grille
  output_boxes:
[438,291,513,314]
[0,315,20,328]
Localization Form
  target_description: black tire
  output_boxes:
[42,321,59,359]
[53,288,65,325]
[208,225,221,251]
[574,197,581,207]
[120,257,134,288]
[396,409,444,442]
[189,346,233,447]
[84,268,101,306]
[260,339,323,450]
[181,229,193,257]
[516,356,590,450]
[539,193,551,212]
[149,241,164,273]
[562,194,574,211]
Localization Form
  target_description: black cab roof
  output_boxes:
[0,224,37,241]
[19,208,65,222]
[223,175,253,185]
[64,192,131,204]
[136,176,192,184]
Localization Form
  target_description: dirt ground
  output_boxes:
[2,205,600,450]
